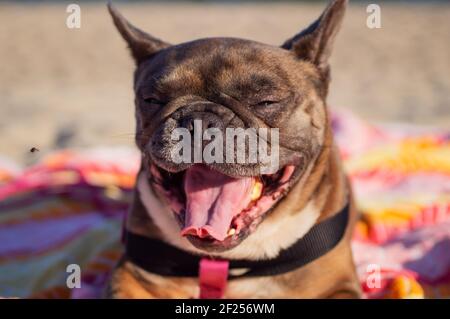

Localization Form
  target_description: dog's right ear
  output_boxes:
[281,0,347,81]
[108,2,170,64]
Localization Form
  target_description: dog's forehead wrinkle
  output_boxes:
[135,40,327,111]
[141,38,287,78]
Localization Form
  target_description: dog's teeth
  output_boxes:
[251,179,263,201]
[228,228,236,236]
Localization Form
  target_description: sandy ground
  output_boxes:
[0,2,449,164]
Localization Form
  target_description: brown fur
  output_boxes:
[105,0,361,298]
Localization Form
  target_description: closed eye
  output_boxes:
[143,97,165,106]
[255,100,279,107]
[138,86,165,106]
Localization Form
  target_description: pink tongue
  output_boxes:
[181,166,254,241]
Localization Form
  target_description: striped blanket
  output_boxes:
[0,110,448,299]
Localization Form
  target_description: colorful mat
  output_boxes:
[0,111,448,299]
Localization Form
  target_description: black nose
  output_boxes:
[181,112,223,136]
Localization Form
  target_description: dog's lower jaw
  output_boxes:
[136,169,321,260]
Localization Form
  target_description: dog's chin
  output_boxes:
[146,160,298,252]
[183,229,251,252]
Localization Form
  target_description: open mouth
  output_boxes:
[149,163,296,250]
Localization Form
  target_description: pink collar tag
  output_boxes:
[199,258,229,299]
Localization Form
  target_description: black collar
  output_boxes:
[125,202,349,278]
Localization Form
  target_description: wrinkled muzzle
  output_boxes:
[148,102,282,177]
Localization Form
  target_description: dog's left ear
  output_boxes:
[108,2,170,64]
[282,0,347,80]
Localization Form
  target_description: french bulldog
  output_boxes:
[106,0,361,298]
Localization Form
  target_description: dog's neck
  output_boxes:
[130,121,347,260]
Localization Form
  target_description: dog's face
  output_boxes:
[109,0,346,252]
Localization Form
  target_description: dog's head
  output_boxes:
[109,0,346,252]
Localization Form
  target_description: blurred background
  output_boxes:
[1,0,449,163]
